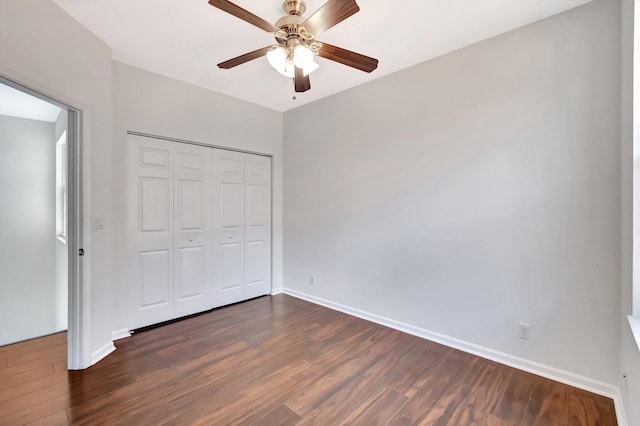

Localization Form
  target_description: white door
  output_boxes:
[244,154,271,299]
[211,149,245,306]
[127,135,174,328]
[127,136,273,329]
[173,143,213,318]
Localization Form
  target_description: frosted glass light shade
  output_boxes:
[293,44,314,68]
[266,46,295,78]
[302,60,319,76]
[267,44,318,78]
[267,46,286,70]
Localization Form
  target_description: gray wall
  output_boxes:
[620,0,640,424]
[284,0,621,388]
[111,61,284,332]
[0,0,113,363]
[0,115,57,345]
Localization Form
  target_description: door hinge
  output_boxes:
[79,248,85,256]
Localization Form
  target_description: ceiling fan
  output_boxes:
[208,0,379,93]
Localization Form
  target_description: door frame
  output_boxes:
[0,75,87,369]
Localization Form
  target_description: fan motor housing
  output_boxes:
[283,0,306,15]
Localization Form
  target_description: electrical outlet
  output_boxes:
[310,275,316,286]
[518,323,531,340]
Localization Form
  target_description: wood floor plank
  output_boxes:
[0,381,71,419]
[347,389,409,426]
[0,393,72,425]
[249,404,301,425]
[567,387,617,426]
[0,364,55,390]
[492,369,541,423]
[523,377,568,425]
[0,332,66,356]
[4,342,67,364]
[0,295,618,426]
[26,409,69,426]
[285,355,374,417]
[0,351,66,378]
[297,357,401,425]
[0,370,70,404]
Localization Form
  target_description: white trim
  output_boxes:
[613,386,629,426]
[112,329,131,341]
[271,287,284,295]
[627,315,640,353]
[283,288,626,425]
[90,341,115,365]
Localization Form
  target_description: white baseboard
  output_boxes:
[283,288,627,426]
[613,387,629,426]
[90,341,116,366]
[271,287,284,295]
[112,329,131,341]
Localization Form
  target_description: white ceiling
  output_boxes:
[52,0,590,112]
[0,82,62,123]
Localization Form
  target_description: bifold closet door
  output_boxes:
[211,150,272,305]
[127,136,213,328]
[172,143,213,318]
[211,149,246,306]
[244,154,271,299]
[127,135,175,328]
[127,135,272,329]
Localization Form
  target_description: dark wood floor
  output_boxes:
[0,295,617,425]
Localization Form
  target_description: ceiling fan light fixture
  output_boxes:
[281,59,295,78]
[211,0,379,92]
[302,59,319,76]
[267,46,296,77]
[268,44,318,78]
[266,46,286,70]
[293,44,318,76]
[293,44,314,68]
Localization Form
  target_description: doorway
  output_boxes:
[0,77,82,369]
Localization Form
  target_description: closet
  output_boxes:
[126,134,271,329]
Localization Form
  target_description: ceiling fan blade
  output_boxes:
[317,42,378,73]
[294,66,311,92]
[301,0,359,37]
[208,0,279,33]
[217,46,272,69]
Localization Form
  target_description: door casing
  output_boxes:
[0,75,86,370]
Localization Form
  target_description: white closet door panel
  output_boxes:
[175,246,205,298]
[177,180,204,230]
[139,249,171,308]
[221,241,243,289]
[140,178,170,232]
[244,154,271,299]
[173,143,213,317]
[221,183,244,229]
[127,135,174,328]
[212,148,245,306]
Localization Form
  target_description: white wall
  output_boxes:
[111,61,283,332]
[284,0,621,389]
[0,0,113,364]
[0,115,57,345]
